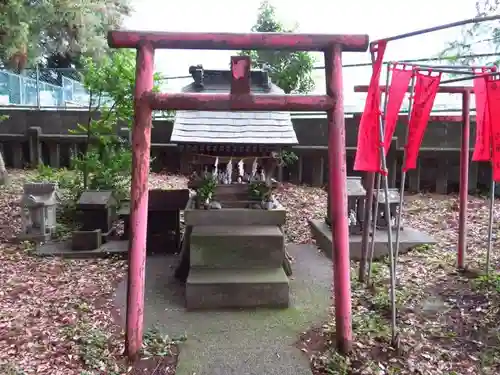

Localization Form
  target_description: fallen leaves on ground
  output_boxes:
[293,191,500,375]
[0,170,186,375]
[2,172,499,375]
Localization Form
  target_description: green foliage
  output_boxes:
[249,180,272,201]
[474,272,500,293]
[62,322,115,372]
[277,150,298,166]
[69,50,162,200]
[240,1,315,94]
[142,325,186,358]
[0,0,131,69]
[196,175,217,203]
[439,1,500,65]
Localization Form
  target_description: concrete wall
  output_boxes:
[0,109,490,192]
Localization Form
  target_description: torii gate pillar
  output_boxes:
[108,30,369,360]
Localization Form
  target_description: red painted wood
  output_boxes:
[147,92,335,111]
[325,45,353,354]
[107,30,369,52]
[231,56,251,95]
[125,42,155,361]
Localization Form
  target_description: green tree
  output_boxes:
[70,50,162,198]
[0,0,131,71]
[240,0,315,94]
[440,1,500,65]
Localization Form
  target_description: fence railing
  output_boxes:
[0,67,477,113]
[0,68,94,108]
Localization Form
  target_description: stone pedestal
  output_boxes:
[183,188,289,310]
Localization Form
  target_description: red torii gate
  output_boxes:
[108,30,369,359]
[354,84,474,271]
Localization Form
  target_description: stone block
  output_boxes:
[186,267,289,309]
[184,207,286,226]
[190,225,284,268]
[72,230,102,251]
[309,219,436,260]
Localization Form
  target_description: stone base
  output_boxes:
[37,240,128,258]
[186,267,290,310]
[72,229,102,251]
[309,219,436,261]
[190,225,284,268]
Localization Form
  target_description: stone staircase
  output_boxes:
[186,224,290,309]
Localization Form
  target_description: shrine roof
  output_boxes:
[171,68,298,145]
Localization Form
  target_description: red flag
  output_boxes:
[472,69,493,162]
[353,41,387,172]
[485,76,500,181]
[383,66,413,155]
[403,71,441,171]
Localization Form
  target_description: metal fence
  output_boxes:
[0,68,94,108]
[0,67,475,113]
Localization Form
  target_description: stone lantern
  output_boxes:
[325,176,366,234]
[372,188,401,230]
[20,182,58,242]
[346,176,366,234]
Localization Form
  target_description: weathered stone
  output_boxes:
[77,191,117,233]
[309,219,436,260]
[186,267,289,309]
[185,207,286,226]
[190,225,284,268]
[19,182,58,242]
[72,230,102,251]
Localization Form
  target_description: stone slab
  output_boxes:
[186,267,290,310]
[184,207,286,226]
[190,225,284,268]
[71,229,102,251]
[37,239,128,259]
[309,219,436,261]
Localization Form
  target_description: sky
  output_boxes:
[124,0,480,110]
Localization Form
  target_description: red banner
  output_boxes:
[403,71,442,171]
[383,66,413,155]
[472,69,495,162]
[486,77,500,181]
[353,41,387,172]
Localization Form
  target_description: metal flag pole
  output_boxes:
[367,173,381,283]
[366,62,392,284]
[441,72,497,85]
[394,69,417,268]
[371,15,500,45]
[486,172,495,275]
[374,61,400,348]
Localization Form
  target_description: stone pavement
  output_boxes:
[114,244,332,375]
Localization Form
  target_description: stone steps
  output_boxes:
[190,225,284,269]
[186,224,290,309]
[186,267,290,309]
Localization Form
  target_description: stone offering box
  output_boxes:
[119,189,190,254]
[77,191,118,233]
[72,191,118,251]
